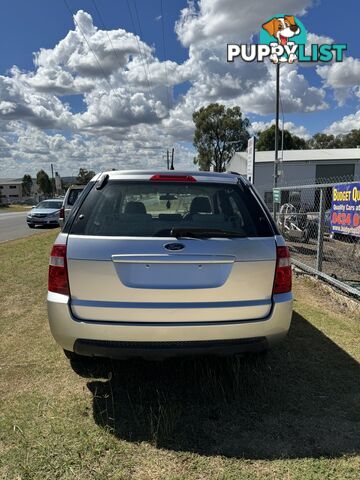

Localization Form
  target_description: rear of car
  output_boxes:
[59,185,85,228]
[27,199,63,228]
[47,171,292,359]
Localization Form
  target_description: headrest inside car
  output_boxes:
[190,196,212,214]
[124,201,147,214]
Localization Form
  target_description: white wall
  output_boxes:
[254,160,359,210]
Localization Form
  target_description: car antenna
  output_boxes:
[96,173,109,190]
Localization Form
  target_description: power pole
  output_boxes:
[273,63,280,218]
[170,148,174,170]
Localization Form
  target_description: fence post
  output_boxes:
[316,187,326,272]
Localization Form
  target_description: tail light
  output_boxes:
[48,244,69,295]
[273,246,292,294]
[59,207,65,220]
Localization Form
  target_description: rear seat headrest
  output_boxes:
[190,196,212,214]
[124,201,147,214]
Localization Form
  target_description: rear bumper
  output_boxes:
[47,292,292,358]
[74,337,268,358]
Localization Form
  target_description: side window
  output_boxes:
[67,189,82,206]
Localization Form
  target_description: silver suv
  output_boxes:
[47,171,292,361]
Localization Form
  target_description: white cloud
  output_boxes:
[175,0,313,47]
[1,121,195,178]
[324,110,360,135]
[0,2,350,178]
[316,57,360,104]
[238,63,327,115]
[0,68,73,129]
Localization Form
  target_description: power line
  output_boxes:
[63,0,111,86]
[125,0,152,93]
[63,0,162,159]
[133,0,154,93]
[91,0,126,67]
[160,0,172,111]
[64,0,148,114]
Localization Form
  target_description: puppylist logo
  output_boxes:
[227,14,347,64]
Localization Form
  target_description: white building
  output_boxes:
[230,148,360,210]
[0,178,39,203]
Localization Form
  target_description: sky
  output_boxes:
[1,0,360,177]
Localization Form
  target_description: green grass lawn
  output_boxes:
[0,204,31,213]
[0,231,359,479]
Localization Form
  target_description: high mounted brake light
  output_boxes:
[150,174,196,182]
[273,246,292,294]
[48,244,70,295]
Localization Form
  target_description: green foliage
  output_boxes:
[193,103,250,172]
[340,129,360,148]
[21,174,33,197]
[256,125,307,151]
[305,129,360,149]
[36,169,52,196]
[76,168,96,185]
[306,133,341,149]
[244,126,360,152]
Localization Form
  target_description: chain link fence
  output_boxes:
[271,176,360,299]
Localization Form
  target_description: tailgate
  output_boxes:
[67,235,276,323]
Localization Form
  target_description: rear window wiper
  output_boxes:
[170,228,245,238]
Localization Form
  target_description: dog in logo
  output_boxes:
[262,15,300,63]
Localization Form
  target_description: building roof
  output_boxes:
[232,148,360,164]
[0,178,22,185]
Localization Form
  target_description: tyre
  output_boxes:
[28,224,35,229]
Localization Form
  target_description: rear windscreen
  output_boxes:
[67,188,83,206]
[69,181,273,237]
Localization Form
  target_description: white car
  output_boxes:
[47,170,292,362]
[27,199,64,228]
[59,185,85,228]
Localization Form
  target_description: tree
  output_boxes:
[22,174,33,197]
[256,125,307,151]
[306,133,341,149]
[192,104,250,172]
[306,129,360,149]
[338,129,360,148]
[36,170,52,196]
[76,168,96,185]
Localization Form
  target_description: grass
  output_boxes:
[0,231,359,479]
[0,204,31,213]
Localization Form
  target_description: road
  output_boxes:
[0,211,58,243]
